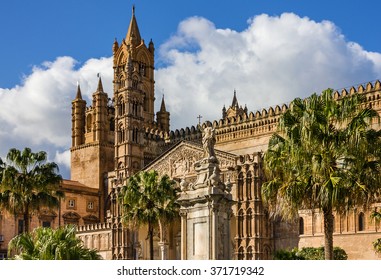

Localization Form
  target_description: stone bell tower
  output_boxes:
[178,126,234,260]
[112,6,156,180]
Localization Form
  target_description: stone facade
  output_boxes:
[0,179,100,259]
[2,7,381,260]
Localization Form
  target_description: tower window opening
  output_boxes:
[139,62,146,77]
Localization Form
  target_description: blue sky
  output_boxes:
[1,0,381,179]
[1,0,380,87]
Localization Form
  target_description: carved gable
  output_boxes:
[144,141,236,180]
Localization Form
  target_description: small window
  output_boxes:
[18,219,24,235]
[42,221,51,228]
[87,201,94,210]
[68,199,75,209]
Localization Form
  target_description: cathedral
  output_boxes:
[1,8,381,260]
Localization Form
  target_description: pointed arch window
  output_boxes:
[238,209,244,238]
[86,114,92,132]
[132,77,138,89]
[118,124,125,143]
[299,217,304,235]
[246,171,252,200]
[132,127,139,143]
[247,246,253,260]
[237,172,244,201]
[358,212,365,231]
[238,247,244,260]
[118,97,125,116]
[139,62,146,77]
[246,208,253,237]
[132,102,139,117]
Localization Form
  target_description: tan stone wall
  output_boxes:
[77,223,113,260]
[299,233,381,260]
[71,145,101,189]
[298,207,381,259]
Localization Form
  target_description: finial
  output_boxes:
[75,82,83,100]
[97,74,104,92]
[160,94,167,112]
[132,5,135,16]
[231,89,238,107]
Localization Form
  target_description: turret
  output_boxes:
[225,90,247,118]
[148,38,155,54]
[71,84,86,147]
[156,95,170,132]
[92,77,109,142]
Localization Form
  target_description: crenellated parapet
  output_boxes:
[77,222,112,233]
[210,80,381,148]
[168,125,202,142]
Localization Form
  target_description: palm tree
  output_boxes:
[8,225,102,260]
[371,210,381,253]
[118,170,179,260]
[262,89,381,259]
[0,147,63,233]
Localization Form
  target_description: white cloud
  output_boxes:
[1,12,381,179]
[54,149,71,173]
[156,13,381,129]
[0,56,113,178]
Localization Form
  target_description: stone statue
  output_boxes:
[202,126,216,159]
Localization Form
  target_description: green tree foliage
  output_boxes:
[370,210,381,253]
[8,225,102,260]
[262,89,381,259]
[118,170,179,260]
[0,147,63,233]
[273,247,347,260]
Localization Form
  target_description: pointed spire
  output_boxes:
[113,38,119,53]
[126,5,142,45]
[75,83,83,100]
[97,75,104,92]
[160,95,167,112]
[231,89,238,107]
[148,38,155,53]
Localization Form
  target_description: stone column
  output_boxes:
[158,242,169,260]
[179,210,188,260]
[178,126,234,260]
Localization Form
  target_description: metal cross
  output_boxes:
[197,115,203,125]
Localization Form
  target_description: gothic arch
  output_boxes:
[246,171,253,200]
[237,172,244,201]
[246,246,253,260]
[117,51,126,65]
[358,212,365,231]
[246,208,253,237]
[238,246,244,260]
[238,209,244,238]
[86,114,92,132]
[136,50,150,65]
[299,217,304,235]
[118,123,125,142]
